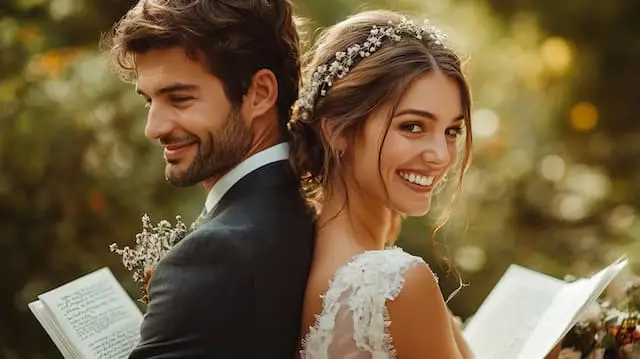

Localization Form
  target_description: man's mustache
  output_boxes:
[159,134,199,146]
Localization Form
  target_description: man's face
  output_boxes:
[135,47,252,186]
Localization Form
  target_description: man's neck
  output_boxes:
[200,142,290,213]
[201,137,284,191]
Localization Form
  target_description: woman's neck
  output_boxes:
[317,181,401,252]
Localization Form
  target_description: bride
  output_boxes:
[288,10,475,359]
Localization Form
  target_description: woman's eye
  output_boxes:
[446,127,465,138]
[401,123,423,133]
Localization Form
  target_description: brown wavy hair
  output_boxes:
[289,10,473,244]
[105,0,301,134]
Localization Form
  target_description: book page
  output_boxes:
[28,300,79,359]
[37,267,143,359]
[463,265,565,359]
[518,257,628,359]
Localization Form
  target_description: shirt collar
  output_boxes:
[204,142,290,213]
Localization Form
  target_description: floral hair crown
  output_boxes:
[290,17,447,125]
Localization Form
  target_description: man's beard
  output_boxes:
[165,107,252,187]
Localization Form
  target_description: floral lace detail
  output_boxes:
[300,247,436,359]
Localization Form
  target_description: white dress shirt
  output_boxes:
[204,142,290,213]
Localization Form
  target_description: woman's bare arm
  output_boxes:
[387,262,465,359]
[448,312,475,359]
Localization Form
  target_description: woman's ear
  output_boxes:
[320,118,347,155]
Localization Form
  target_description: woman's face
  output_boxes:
[346,71,465,216]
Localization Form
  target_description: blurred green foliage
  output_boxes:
[1,0,639,357]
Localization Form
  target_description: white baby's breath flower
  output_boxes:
[110,214,197,303]
[578,301,603,323]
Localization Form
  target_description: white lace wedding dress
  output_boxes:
[300,247,435,359]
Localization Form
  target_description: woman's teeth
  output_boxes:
[400,172,434,186]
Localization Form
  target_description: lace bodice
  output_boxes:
[300,247,435,359]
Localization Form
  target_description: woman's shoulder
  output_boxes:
[353,246,426,265]
[330,247,437,301]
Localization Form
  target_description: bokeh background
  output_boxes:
[2,0,639,357]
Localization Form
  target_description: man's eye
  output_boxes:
[171,96,193,103]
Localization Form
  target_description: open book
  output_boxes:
[28,267,143,359]
[463,256,628,359]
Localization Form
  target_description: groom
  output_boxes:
[107,0,314,357]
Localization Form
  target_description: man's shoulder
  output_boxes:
[163,223,247,265]
[168,178,314,261]
[211,183,314,233]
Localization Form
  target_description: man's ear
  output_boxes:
[320,118,347,155]
[244,69,278,124]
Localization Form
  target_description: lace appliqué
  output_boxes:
[300,247,437,359]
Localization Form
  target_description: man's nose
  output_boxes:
[144,103,175,140]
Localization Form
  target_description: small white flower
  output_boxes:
[578,301,603,323]
[110,214,197,302]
